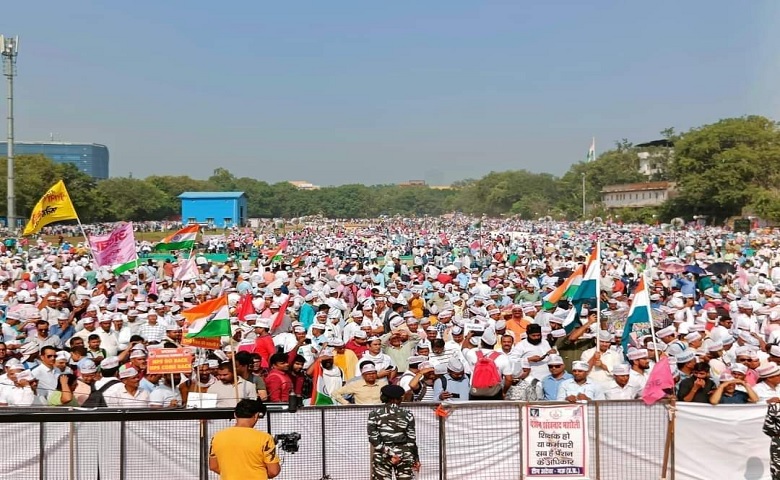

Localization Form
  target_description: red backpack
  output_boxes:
[470,351,503,397]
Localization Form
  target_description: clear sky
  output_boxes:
[3,1,779,186]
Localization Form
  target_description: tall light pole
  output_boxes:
[581,172,586,218]
[1,35,18,231]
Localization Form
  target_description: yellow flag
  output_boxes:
[22,180,79,236]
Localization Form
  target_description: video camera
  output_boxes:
[274,432,301,454]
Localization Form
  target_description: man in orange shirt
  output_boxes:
[505,305,531,343]
[209,399,280,479]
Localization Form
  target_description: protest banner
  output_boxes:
[147,347,195,374]
[522,404,589,479]
[181,335,222,350]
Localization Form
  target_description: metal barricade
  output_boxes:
[0,400,672,480]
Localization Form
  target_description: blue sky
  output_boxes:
[3,1,779,185]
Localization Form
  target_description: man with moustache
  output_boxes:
[510,324,556,381]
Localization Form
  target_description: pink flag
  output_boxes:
[174,258,199,282]
[737,266,749,293]
[149,278,158,297]
[642,356,675,405]
[89,222,137,267]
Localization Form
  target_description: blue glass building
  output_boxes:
[0,142,109,179]
[179,192,247,228]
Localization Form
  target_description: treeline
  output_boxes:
[1,115,779,224]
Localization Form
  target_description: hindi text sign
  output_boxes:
[523,404,589,479]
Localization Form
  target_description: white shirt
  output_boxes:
[148,384,182,407]
[753,381,780,402]
[360,351,396,372]
[629,369,649,391]
[0,385,39,406]
[580,347,622,389]
[604,381,640,400]
[207,378,257,408]
[510,340,552,381]
[464,348,513,384]
[556,378,605,401]
[105,385,150,408]
[31,363,59,400]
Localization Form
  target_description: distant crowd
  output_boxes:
[0,216,778,409]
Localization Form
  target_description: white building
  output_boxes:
[601,182,676,209]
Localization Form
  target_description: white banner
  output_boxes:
[675,403,771,480]
[523,404,590,479]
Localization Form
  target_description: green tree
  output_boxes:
[96,178,170,221]
[669,116,780,223]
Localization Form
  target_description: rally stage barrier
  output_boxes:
[0,400,771,480]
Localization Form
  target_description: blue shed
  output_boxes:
[178,192,247,228]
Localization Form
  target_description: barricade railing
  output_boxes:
[0,400,672,480]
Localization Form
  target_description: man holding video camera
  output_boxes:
[209,399,280,480]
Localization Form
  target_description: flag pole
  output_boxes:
[230,337,239,403]
[643,271,660,362]
[660,396,676,480]
[595,241,601,338]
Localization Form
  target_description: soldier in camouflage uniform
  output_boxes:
[763,401,780,480]
[367,384,420,480]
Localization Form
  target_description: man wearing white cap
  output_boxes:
[604,364,640,400]
[580,330,621,391]
[506,358,543,401]
[464,327,512,400]
[0,370,40,406]
[105,367,149,408]
[753,363,780,403]
[432,357,470,402]
[332,362,385,405]
[556,361,605,402]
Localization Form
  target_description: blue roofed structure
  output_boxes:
[178,191,247,228]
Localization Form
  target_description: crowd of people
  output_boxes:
[0,216,777,409]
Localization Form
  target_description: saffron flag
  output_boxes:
[154,225,199,251]
[642,356,675,405]
[89,222,137,267]
[621,277,653,355]
[23,180,79,236]
[310,359,335,406]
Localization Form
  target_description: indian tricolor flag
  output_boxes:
[184,296,231,339]
[587,137,596,162]
[113,258,141,276]
[621,277,654,355]
[262,239,289,262]
[309,359,335,405]
[565,244,600,332]
[571,243,600,304]
[542,265,584,310]
[154,225,199,252]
